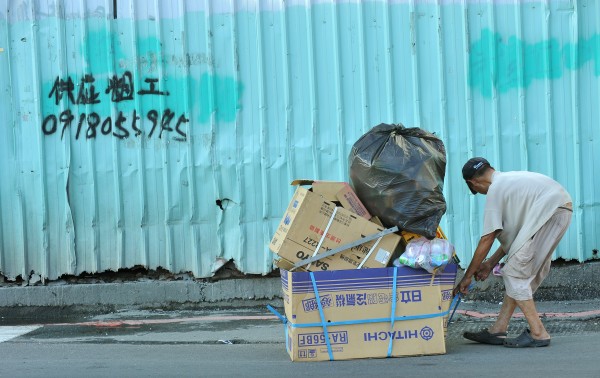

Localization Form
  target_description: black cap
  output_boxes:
[462,157,490,194]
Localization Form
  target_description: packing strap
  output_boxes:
[268,300,460,329]
[267,304,286,323]
[387,267,398,357]
[310,271,334,361]
[447,283,474,324]
[267,304,290,352]
[356,236,383,269]
[305,207,338,270]
[292,225,399,270]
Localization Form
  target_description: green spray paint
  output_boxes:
[198,72,243,123]
[564,34,600,75]
[469,29,563,97]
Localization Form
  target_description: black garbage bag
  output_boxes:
[348,123,446,239]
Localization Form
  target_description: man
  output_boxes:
[453,157,572,348]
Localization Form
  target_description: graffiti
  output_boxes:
[43,71,189,141]
[470,29,600,97]
[49,74,100,105]
[137,78,170,96]
[105,72,134,102]
[41,109,189,141]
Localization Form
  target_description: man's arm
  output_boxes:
[486,245,505,266]
[453,230,499,296]
[476,245,505,281]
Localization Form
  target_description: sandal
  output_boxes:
[463,328,507,345]
[503,329,550,348]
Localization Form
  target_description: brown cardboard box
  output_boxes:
[279,265,458,361]
[270,185,401,272]
[274,256,306,272]
[285,318,443,361]
[290,180,371,219]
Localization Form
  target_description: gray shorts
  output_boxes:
[502,207,572,301]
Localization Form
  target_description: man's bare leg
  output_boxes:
[516,298,550,340]
[489,294,517,335]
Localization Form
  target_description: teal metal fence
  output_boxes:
[0,0,598,281]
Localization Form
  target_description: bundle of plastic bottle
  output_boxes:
[393,237,454,274]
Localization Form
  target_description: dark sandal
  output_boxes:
[463,328,507,345]
[503,329,550,348]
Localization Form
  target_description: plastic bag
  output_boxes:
[393,237,454,274]
[348,123,446,239]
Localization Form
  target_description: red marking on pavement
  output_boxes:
[93,322,142,328]
[51,315,279,327]
[456,309,600,319]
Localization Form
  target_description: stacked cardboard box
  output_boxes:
[270,180,457,362]
[270,181,402,272]
[280,264,458,361]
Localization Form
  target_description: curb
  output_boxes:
[1,261,599,310]
[0,278,282,308]
[458,260,600,302]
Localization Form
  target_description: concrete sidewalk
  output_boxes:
[1,300,599,343]
[0,261,599,313]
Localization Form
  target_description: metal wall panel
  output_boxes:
[0,0,598,282]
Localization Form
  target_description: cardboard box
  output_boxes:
[280,264,458,361]
[290,180,371,219]
[270,186,402,272]
[274,256,306,272]
[285,317,441,361]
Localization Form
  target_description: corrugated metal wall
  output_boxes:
[0,0,598,282]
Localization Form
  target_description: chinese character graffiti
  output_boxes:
[42,71,189,142]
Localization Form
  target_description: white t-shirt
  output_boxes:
[482,171,571,258]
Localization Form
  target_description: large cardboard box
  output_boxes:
[280,264,458,361]
[290,180,371,219]
[270,185,401,271]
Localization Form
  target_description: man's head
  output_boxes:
[462,157,493,194]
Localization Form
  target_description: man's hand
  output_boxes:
[452,231,499,298]
[476,260,494,281]
[453,275,472,297]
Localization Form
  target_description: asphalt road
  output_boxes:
[1,335,600,378]
[0,302,599,378]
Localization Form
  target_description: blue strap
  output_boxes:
[273,293,463,329]
[387,267,398,357]
[447,283,475,324]
[447,295,462,324]
[285,322,290,353]
[283,311,451,328]
[266,304,287,323]
[266,305,290,353]
[310,272,334,361]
